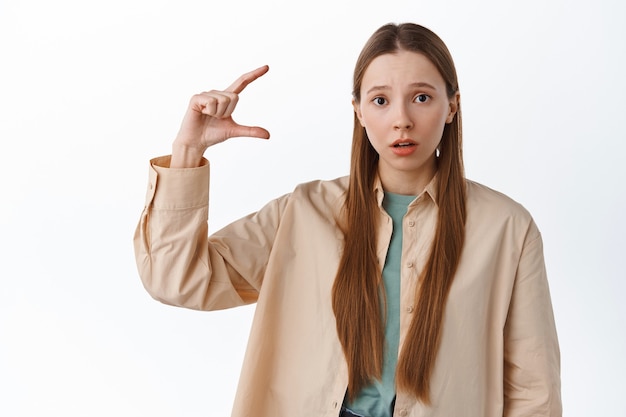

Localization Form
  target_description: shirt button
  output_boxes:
[399,409,408,417]
[332,401,338,409]
[406,305,414,313]
[406,262,414,268]
[408,220,415,227]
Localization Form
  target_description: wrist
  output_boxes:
[170,143,206,168]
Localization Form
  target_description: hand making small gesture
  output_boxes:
[171,65,270,168]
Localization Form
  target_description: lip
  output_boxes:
[391,138,417,147]
[390,138,418,156]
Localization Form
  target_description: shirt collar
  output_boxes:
[373,172,439,207]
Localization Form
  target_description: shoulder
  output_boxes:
[465,179,531,218]
[289,175,349,202]
[267,176,349,226]
[252,176,348,216]
[464,179,539,239]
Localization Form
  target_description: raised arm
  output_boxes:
[134,66,281,311]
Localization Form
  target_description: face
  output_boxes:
[354,50,459,194]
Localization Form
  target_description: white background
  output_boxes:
[1,0,625,415]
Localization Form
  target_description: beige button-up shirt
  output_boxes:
[134,156,561,417]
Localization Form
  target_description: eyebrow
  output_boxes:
[366,82,438,95]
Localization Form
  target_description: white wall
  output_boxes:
[1,0,624,415]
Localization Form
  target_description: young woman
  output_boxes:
[134,23,561,417]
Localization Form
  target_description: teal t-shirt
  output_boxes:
[345,191,415,417]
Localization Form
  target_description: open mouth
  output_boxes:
[390,139,418,155]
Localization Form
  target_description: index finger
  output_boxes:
[226,65,270,94]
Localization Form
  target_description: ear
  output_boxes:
[446,92,460,124]
[352,99,364,127]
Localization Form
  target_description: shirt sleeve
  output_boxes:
[503,220,562,416]
[133,155,288,311]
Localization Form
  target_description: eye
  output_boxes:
[372,96,387,106]
[415,94,430,103]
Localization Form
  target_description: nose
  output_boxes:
[393,103,413,131]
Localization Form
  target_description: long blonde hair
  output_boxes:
[332,23,467,405]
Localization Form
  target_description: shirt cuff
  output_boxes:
[143,155,210,209]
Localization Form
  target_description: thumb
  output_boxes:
[229,124,270,140]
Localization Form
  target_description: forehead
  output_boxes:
[361,50,445,90]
